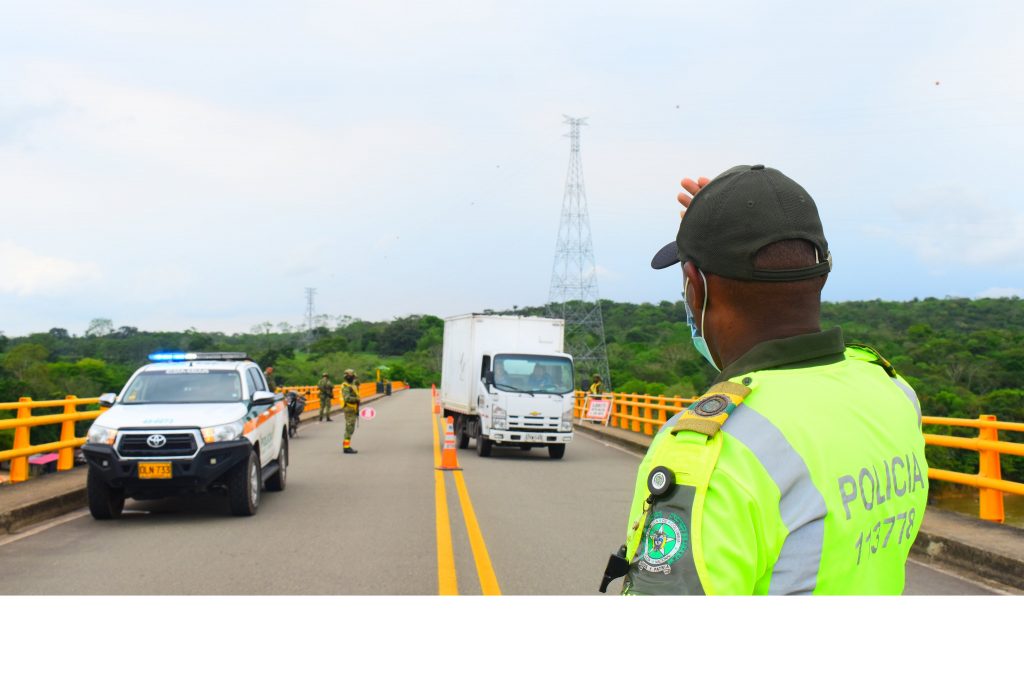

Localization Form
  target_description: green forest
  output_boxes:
[2,297,1022,482]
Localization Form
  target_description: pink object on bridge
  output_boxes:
[28,452,59,466]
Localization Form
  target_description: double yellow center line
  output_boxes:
[432,411,501,596]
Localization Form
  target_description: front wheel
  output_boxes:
[476,435,492,457]
[87,468,125,520]
[228,450,261,516]
[548,444,566,460]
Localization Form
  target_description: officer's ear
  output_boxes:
[682,261,704,310]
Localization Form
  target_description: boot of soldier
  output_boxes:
[344,447,358,454]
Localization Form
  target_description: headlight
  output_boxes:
[493,405,507,420]
[86,424,117,445]
[201,419,246,444]
[560,421,571,432]
[562,406,574,421]
[493,419,507,430]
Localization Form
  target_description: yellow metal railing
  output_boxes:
[278,381,407,414]
[0,396,104,483]
[0,382,410,486]
[574,391,1024,524]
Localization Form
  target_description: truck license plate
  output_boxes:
[138,462,172,479]
[526,434,543,442]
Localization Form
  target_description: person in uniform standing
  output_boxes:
[264,366,277,392]
[588,374,603,395]
[601,164,927,596]
[317,372,334,422]
[341,369,360,454]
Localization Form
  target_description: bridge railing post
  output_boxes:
[10,397,31,483]
[58,396,77,471]
[977,414,1005,523]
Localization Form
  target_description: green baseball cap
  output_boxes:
[651,164,832,281]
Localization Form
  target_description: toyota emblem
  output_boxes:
[147,434,167,448]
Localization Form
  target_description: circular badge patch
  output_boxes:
[693,394,730,418]
[639,512,689,574]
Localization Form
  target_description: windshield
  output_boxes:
[492,354,574,395]
[120,369,243,404]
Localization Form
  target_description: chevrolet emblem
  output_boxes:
[529,411,541,416]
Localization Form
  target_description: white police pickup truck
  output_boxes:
[82,352,289,519]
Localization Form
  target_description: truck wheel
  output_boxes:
[228,450,261,516]
[548,444,566,460]
[476,435,492,457]
[456,417,470,449]
[266,435,288,492]
[87,468,125,520]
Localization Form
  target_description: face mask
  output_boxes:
[683,269,719,371]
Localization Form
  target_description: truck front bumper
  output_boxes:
[82,439,252,497]
[487,429,573,445]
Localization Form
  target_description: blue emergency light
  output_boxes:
[148,352,194,362]
[148,351,249,362]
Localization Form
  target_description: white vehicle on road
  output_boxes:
[82,352,288,519]
[441,315,575,459]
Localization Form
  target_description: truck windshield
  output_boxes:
[120,370,243,404]
[492,355,574,395]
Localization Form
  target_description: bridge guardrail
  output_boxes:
[574,390,1023,524]
[278,381,407,414]
[0,397,105,483]
[0,381,409,485]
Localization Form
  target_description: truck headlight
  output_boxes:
[493,405,507,420]
[494,419,507,430]
[201,419,246,444]
[86,424,117,445]
[561,405,574,432]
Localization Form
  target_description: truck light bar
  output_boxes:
[148,352,250,362]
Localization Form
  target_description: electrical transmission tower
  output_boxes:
[304,287,317,349]
[547,116,611,391]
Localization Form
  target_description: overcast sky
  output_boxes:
[1,0,1021,337]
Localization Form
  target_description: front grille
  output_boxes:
[118,433,198,458]
[508,416,560,430]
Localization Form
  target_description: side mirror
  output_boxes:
[251,390,276,406]
[99,393,117,408]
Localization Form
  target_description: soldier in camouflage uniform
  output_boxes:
[317,372,334,422]
[341,369,360,453]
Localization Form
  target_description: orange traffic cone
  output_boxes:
[431,384,441,415]
[438,416,462,471]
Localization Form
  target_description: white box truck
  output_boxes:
[441,314,575,459]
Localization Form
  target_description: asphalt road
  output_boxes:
[0,389,1003,595]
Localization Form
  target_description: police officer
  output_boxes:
[341,369,360,454]
[317,372,334,422]
[264,366,277,393]
[602,165,927,596]
[588,374,603,395]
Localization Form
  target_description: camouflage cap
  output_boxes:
[344,368,356,375]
